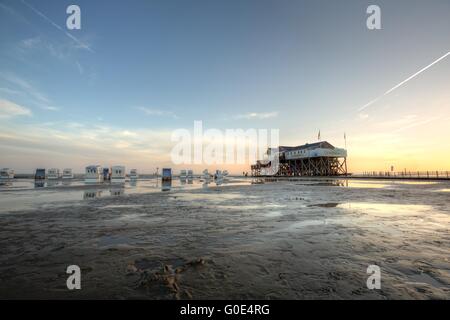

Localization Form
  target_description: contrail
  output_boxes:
[358,51,450,112]
[20,0,94,53]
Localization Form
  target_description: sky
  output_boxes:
[0,0,449,174]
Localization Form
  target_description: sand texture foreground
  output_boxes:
[0,178,449,299]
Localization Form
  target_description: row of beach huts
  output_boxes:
[0,166,136,182]
[175,169,228,181]
[0,166,228,182]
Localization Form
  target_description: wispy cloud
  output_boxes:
[0,87,21,95]
[1,72,50,104]
[67,122,84,129]
[18,35,89,76]
[0,2,30,25]
[17,36,64,61]
[358,51,450,112]
[235,111,278,120]
[40,105,60,112]
[21,36,42,48]
[358,113,369,120]
[0,122,174,171]
[137,106,178,119]
[75,61,84,74]
[378,114,440,133]
[0,73,62,113]
[0,99,32,118]
[20,0,94,53]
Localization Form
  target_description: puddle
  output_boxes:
[393,181,438,185]
[337,202,432,217]
[214,204,286,211]
[0,178,252,213]
[100,204,144,209]
[308,203,340,208]
[345,181,388,189]
[98,235,134,248]
[170,192,246,203]
[273,216,355,233]
[407,273,448,289]
[264,210,283,217]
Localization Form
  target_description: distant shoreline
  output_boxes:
[7,174,450,181]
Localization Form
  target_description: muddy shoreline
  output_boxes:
[0,179,449,299]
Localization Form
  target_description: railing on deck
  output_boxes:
[357,171,450,179]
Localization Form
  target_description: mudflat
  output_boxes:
[0,178,449,299]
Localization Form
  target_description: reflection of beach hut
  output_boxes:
[187,169,194,179]
[85,165,103,182]
[83,190,102,200]
[162,180,172,191]
[110,188,125,196]
[34,180,45,188]
[202,169,210,180]
[214,170,223,180]
[111,166,125,183]
[129,169,138,180]
[103,168,111,181]
[35,168,46,180]
[180,170,187,179]
[47,180,59,187]
[47,168,60,179]
[0,168,14,179]
[62,168,73,179]
[162,168,172,181]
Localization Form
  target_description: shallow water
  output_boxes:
[0,177,249,213]
[0,177,449,299]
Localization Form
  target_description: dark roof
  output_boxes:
[270,141,335,154]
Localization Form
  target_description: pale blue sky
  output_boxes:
[1,0,449,172]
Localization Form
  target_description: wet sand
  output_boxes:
[0,178,449,299]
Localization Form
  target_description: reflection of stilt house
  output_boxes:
[251,141,347,177]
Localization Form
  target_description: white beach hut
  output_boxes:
[129,169,138,180]
[62,168,73,179]
[85,165,103,183]
[111,165,126,183]
[0,168,14,179]
[47,168,60,179]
